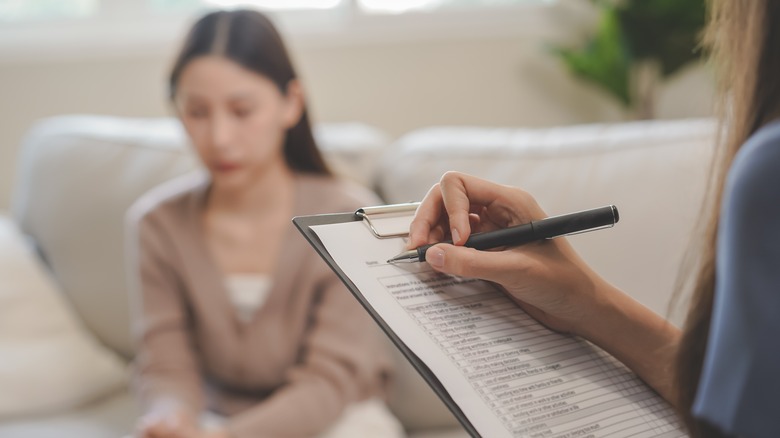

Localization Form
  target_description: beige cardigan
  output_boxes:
[127,172,393,438]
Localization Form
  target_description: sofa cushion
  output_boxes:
[0,390,136,438]
[0,215,127,419]
[11,116,198,358]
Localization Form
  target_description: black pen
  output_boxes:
[387,205,619,264]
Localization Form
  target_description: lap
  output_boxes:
[200,398,404,438]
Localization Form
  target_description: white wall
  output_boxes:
[0,12,714,210]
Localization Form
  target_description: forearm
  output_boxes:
[131,215,206,416]
[133,335,206,415]
[579,282,682,407]
[227,378,347,438]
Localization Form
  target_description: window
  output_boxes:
[0,0,97,22]
[0,0,554,59]
[202,0,342,10]
[1,0,544,21]
[358,0,540,14]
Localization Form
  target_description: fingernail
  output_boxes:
[427,247,445,268]
[452,228,461,244]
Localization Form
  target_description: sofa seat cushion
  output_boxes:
[0,390,136,438]
[0,216,127,419]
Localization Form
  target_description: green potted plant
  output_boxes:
[554,0,706,119]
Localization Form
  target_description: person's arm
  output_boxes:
[225,272,392,438]
[578,281,681,405]
[128,213,206,423]
[408,171,681,405]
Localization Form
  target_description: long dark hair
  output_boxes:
[169,9,331,175]
[676,1,780,436]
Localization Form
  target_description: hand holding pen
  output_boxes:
[390,205,617,263]
[405,172,624,336]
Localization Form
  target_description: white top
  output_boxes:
[224,274,273,323]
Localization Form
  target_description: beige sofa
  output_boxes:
[0,115,715,437]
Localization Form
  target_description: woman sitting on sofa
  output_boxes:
[127,9,401,438]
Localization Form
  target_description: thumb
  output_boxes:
[424,243,531,285]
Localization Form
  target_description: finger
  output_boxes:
[410,172,488,248]
[411,172,544,248]
[140,426,166,438]
[142,418,180,438]
[424,243,533,286]
[408,183,445,248]
[446,172,544,227]
[149,425,174,438]
[470,207,502,233]
[438,172,474,245]
[468,213,481,232]
[163,415,193,438]
[137,420,162,435]
[428,224,447,244]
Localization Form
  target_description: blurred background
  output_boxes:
[0,2,716,436]
[0,0,713,211]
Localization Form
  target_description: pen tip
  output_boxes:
[387,250,417,264]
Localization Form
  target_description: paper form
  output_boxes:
[311,220,687,438]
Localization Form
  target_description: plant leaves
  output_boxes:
[553,7,632,106]
[617,0,706,77]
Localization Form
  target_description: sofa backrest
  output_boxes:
[11,115,389,359]
[376,119,717,323]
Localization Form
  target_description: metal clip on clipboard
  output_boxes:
[355,202,421,239]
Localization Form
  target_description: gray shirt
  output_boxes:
[693,120,780,437]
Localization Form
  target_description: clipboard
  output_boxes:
[292,202,480,438]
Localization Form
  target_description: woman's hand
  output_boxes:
[135,410,228,438]
[408,172,682,404]
[135,409,196,438]
[408,171,612,337]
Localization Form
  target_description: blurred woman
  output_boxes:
[127,9,401,438]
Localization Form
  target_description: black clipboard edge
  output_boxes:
[292,213,480,438]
